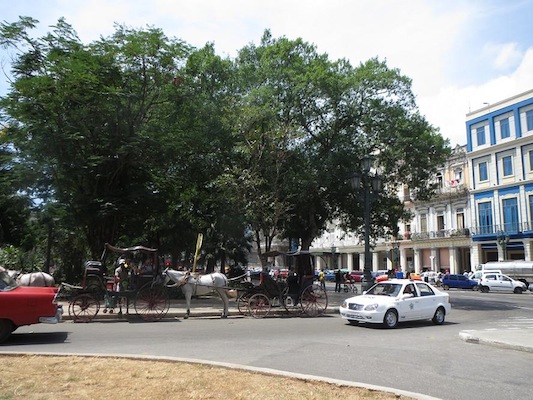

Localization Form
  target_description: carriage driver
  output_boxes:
[114,258,131,291]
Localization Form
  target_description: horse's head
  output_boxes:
[163,268,188,287]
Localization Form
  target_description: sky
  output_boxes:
[1,0,533,146]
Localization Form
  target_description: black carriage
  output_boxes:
[64,243,170,322]
[237,250,328,318]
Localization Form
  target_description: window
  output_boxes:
[437,214,445,230]
[502,198,519,232]
[478,202,493,234]
[527,110,533,131]
[529,195,533,230]
[477,126,486,145]
[457,211,465,230]
[502,156,513,176]
[420,214,427,232]
[500,118,510,139]
[529,151,533,172]
[479,162,488,181]
[436,173,443,188]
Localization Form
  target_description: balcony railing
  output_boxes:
[408,228,470,241]
[470,222,533,236]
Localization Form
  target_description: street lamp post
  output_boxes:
[350,156,383,291]
[392,240,400,272]
[497,231,510,261]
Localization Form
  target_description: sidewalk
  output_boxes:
[459,329,533,353]
[61,288,346,321]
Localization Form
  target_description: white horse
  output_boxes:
[3,269,55,287]
[164,269,229,319]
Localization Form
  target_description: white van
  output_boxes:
[478,272,527,294]
[470,269,501,283]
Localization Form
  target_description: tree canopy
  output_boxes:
[0,19,450,277]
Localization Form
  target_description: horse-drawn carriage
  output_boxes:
[236,250,328,318]
[63,243,170,322]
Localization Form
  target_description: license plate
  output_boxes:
[342,312,363,320]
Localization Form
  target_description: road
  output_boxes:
[2,288,533,400]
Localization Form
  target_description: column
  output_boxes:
[413,248,421,273]
[347,252,354,271]
[449,246,457,274]
[372,251,380,272]
[523,239,533,262]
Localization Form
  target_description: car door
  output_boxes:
[494,274,514,292]
[457,275,469,289]
[397,283,421,320]
[414,282,440,319]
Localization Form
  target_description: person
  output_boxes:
[114,258,131,292]
[334,269,342,292]
[318,269,326,290]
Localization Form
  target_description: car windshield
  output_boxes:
[366,282,402,297]
[0,270,18,291]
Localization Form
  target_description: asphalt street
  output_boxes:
[2,282,533,400]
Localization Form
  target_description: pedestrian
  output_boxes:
[318,269,326,290]
[334,269,341,292]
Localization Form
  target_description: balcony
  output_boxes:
[471,222,533,238]
[409,228,470,241]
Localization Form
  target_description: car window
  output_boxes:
[458,275,466,281]
[403,284,416,296]
[368,283,401,297]
[415,282,435,296]
[501,275,511,282]
[450,275,457,281]
[484,274,496,280]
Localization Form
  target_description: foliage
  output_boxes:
[0,19,451,277]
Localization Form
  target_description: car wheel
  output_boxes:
[383,309,398,329]
[432,307,446,325]
[479,285,489,293]
[0,319,14,343]
[514,287,523,294]
[443,284,450,290]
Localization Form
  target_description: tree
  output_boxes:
[0,17,191,257]
[231,32,450,255]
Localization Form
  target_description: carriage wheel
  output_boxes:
[237,292,252,316]
[248,293,271,318]
[280,286,300,315]
[299,283,328,317]
[134,283,170,321]
[69,293,100,323]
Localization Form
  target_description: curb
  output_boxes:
[459,331,533,353]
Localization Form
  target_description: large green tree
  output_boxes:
[0,17,190,257]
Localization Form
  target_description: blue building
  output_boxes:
[467,89,533,266]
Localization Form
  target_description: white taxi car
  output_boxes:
[339,279,451,328]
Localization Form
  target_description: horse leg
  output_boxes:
[183,285,192,319]
[216,288,229,319]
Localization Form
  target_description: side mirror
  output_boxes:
[401,293,414,300]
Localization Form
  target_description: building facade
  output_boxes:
[466,89,533,266]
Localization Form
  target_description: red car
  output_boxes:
[0,270,63,343]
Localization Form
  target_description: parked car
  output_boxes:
[339,279,451,328]
[0,270,63,343]
[442,274,478,290]
[478,273,527,294]
[348,270,363,282]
